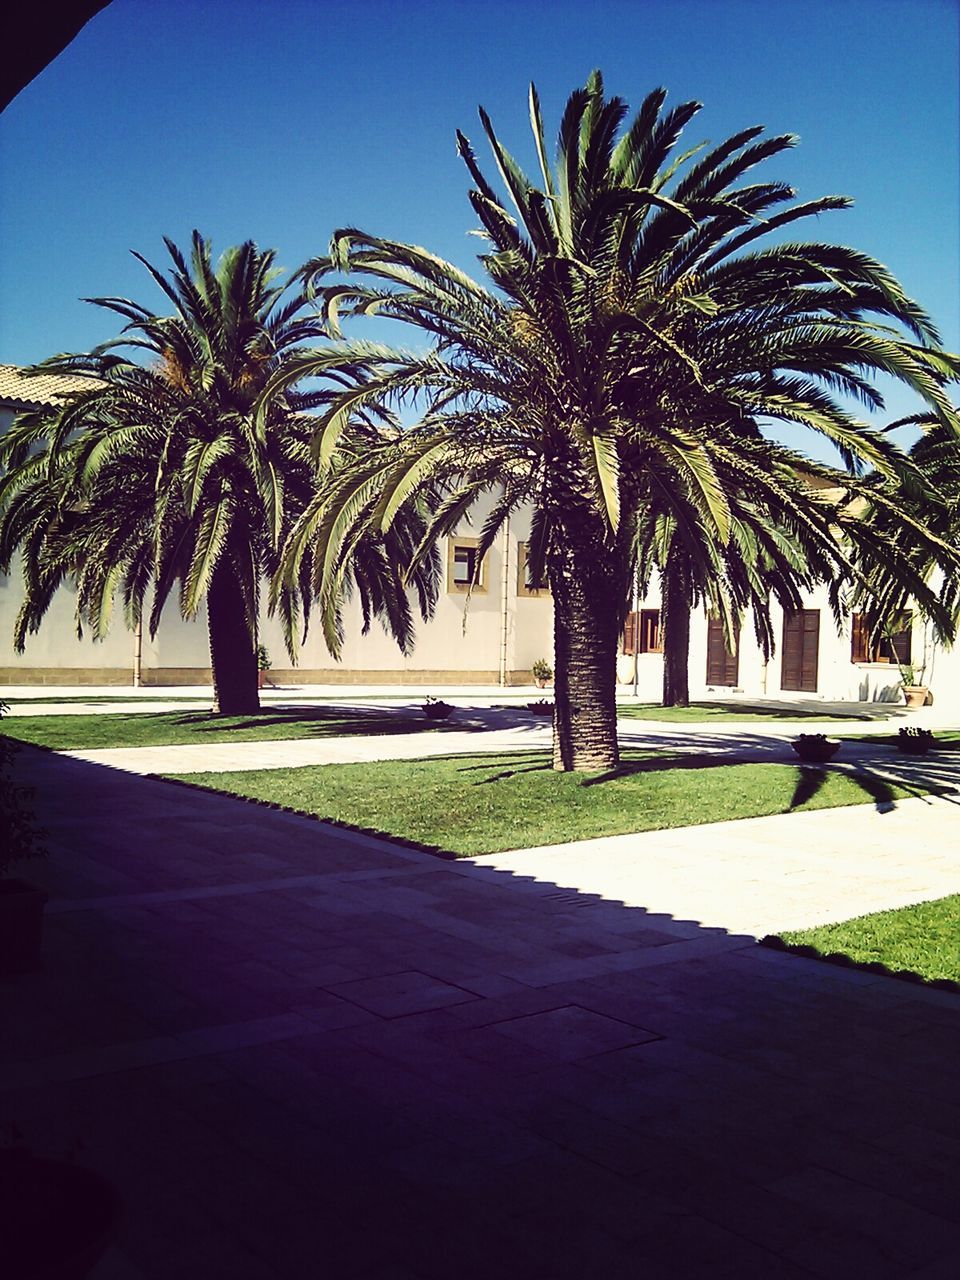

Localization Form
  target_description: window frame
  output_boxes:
[447,537,487,594]
[621,608,663,655]
[851,612,912,665]
[516,541,550,598]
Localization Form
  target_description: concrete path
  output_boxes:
[58,710,957,777]
[4,745,960,1279]
[485,792,960,936]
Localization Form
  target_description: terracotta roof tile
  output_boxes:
[0,363,102,409]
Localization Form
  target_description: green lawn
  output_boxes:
[0,705,442,750]
[615,701,887,723]
[777,895,960,984]
[165,750,933,856]
[1,696,213,706]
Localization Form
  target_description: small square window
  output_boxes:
[447,538,487,593]
[517,541,550,598]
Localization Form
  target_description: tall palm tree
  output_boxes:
[0,233,439,713]
[267,74,960,769]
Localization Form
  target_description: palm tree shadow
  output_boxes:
[175,707,434,739]
[790,765,943,813]
[580,753,746,787]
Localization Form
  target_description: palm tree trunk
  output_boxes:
[661,559,691,707]
[207,559,260,715]
[550,538,621,772]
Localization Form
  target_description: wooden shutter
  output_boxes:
[782,610,820,691]
[851,613,869,663]
[621,611,638,655]
[706,617,739,686]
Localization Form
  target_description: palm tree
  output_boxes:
[267,74,960,769]
[847,413,960,649]
[0,233,439,713]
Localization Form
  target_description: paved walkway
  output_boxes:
[4,745,960,1278]
[487,793,960,936]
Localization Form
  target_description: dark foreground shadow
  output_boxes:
[4,746,960,1279]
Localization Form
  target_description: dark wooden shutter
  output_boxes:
[851,613,868,663]
[782,610,820,691]
[706,617,739,686]
[621,612,638,655]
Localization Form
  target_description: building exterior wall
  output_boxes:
[2,397,958,702]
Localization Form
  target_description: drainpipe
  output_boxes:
[631,574,640,698]
[133,616,142,688]
[499,515,510,687]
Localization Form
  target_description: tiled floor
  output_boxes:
[3,744,960,1278]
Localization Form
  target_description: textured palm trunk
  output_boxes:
[550,538,622,772]
[661,558,691,707]
[207,559,260,715]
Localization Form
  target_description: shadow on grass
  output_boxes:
[787,765,906,812]
[181,706,436,738]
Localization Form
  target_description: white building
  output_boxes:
[1,363,957,709]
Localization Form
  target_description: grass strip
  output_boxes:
[0,705,441,750]
[614,701,890,724]
[766,894,960,989]
[163,751,934,857]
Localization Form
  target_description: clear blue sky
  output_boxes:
[1,0,957,446]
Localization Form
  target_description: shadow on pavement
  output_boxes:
[3,747,960,1278]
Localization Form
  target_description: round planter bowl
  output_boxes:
[902,686,929,709]
[791,739,840,764]
[423,704,453,720]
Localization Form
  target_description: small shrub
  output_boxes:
[897,726,934,755]
[531,658,553,683]
[256,644,272,671]
[526,700,554,715]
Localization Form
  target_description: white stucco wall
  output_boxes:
[1,388,957,702]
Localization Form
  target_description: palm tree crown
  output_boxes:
[0,233,438,712]
[266,74,959,766]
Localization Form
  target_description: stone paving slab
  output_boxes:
[3,746,960,1279]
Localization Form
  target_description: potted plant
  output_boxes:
[1,1127,120,1279]
[531,658,553,689]
[0,704,48,975]
[897,726,934,755]
[897,662,929,709]
[791,733,841,764]
[256,644,272,690]
[422,696,454,720]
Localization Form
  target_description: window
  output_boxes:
[851,613,912,665]
[516,541,550,597]
[621,609,662,655]
[447,538,487,593]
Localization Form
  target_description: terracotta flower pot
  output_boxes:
[902,685,929,709]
